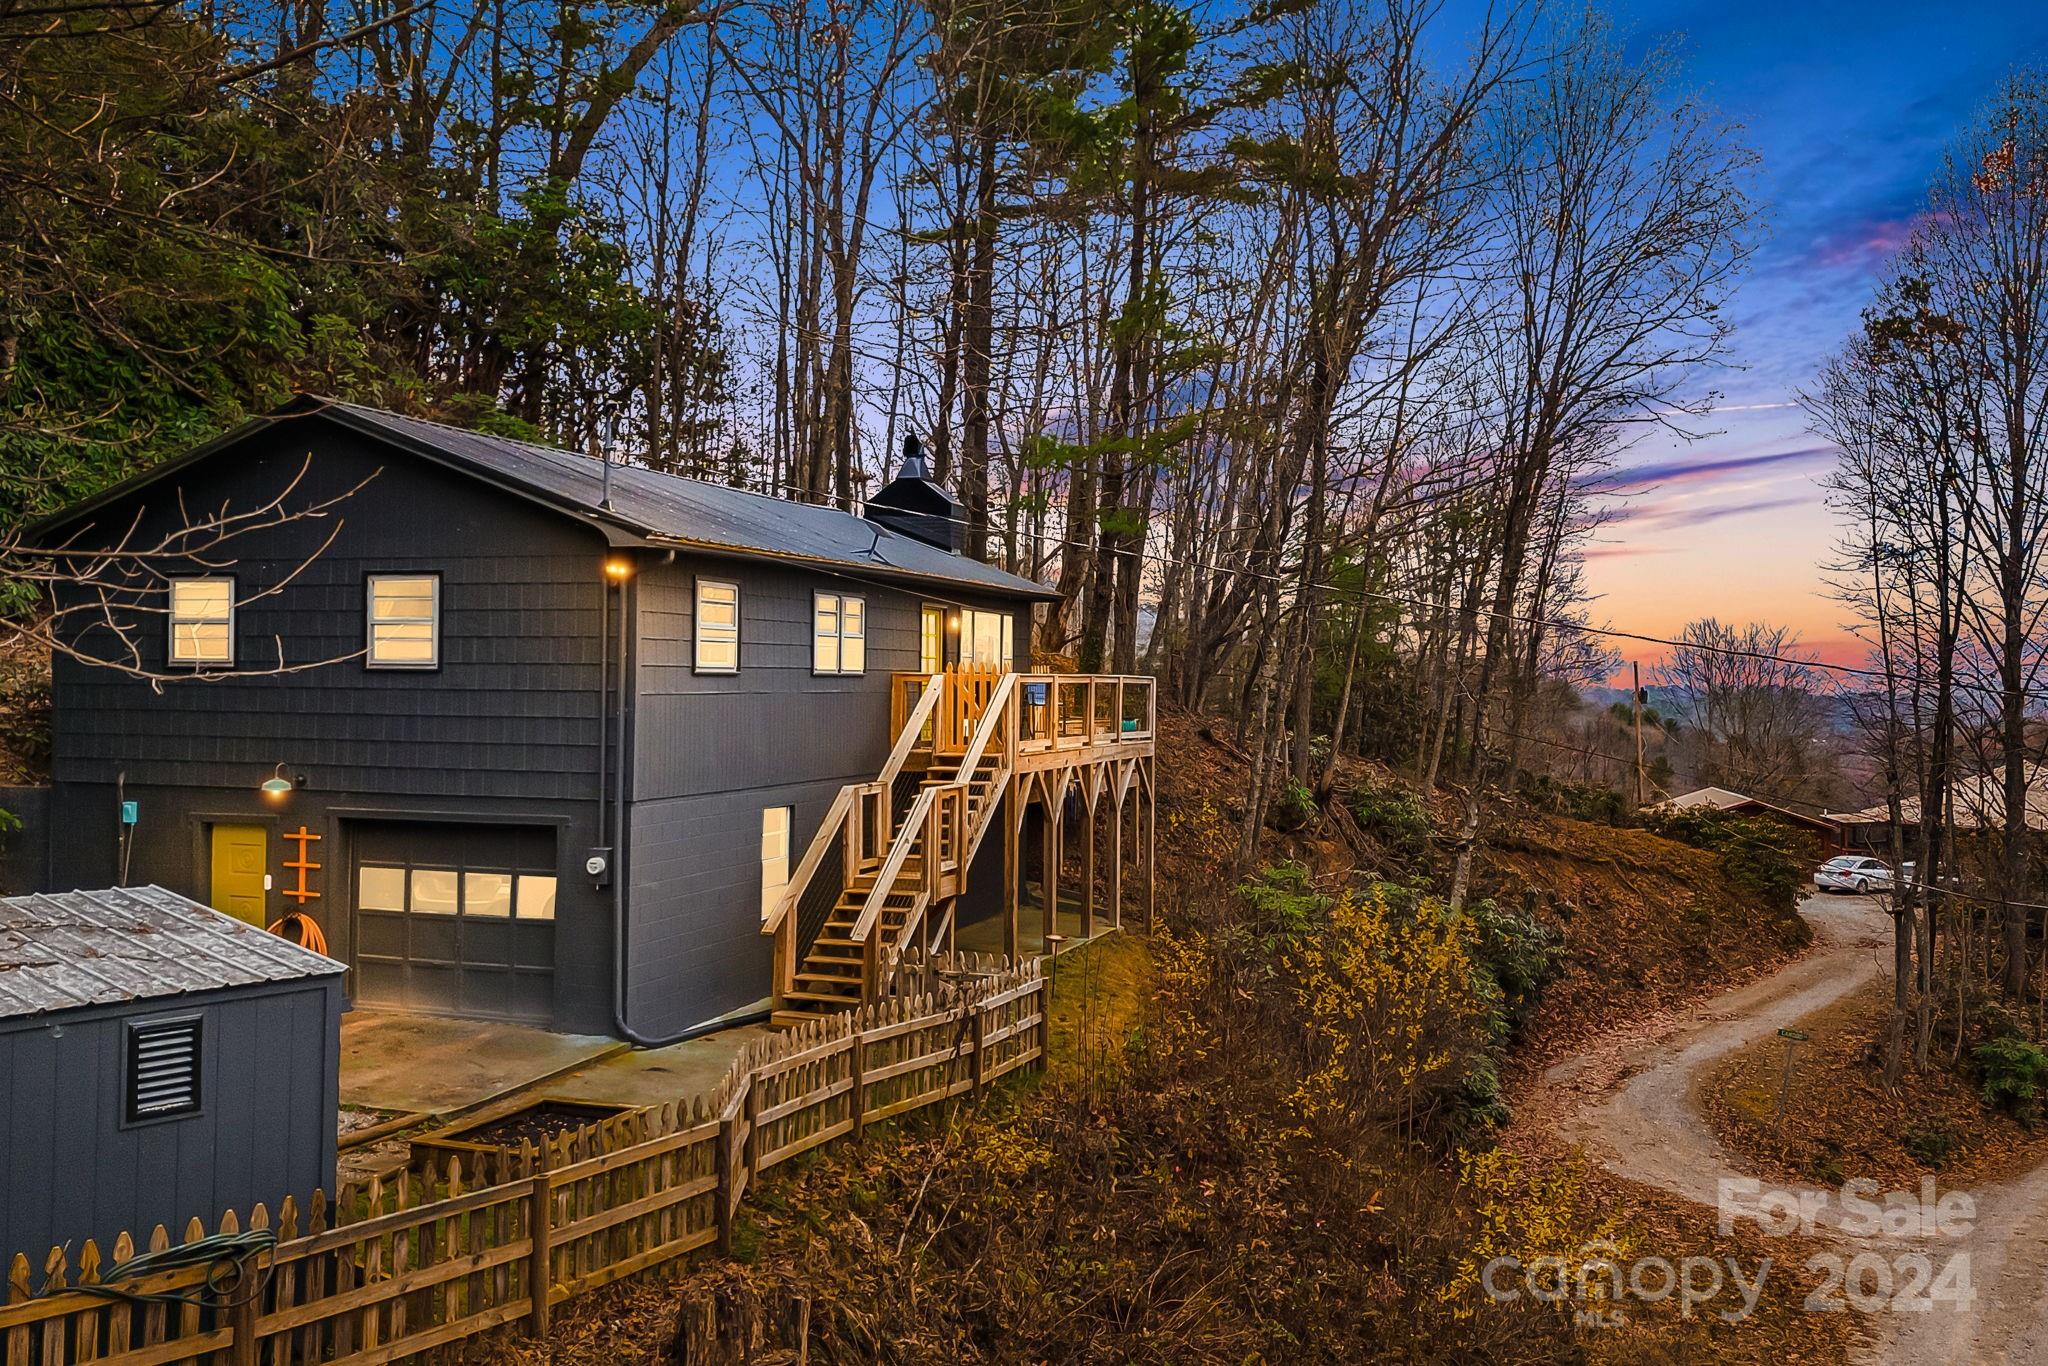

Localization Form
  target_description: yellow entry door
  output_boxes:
[210,824,268,925]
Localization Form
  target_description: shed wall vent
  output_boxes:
[126,1017,203,1122]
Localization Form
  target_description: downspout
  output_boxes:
[606,558,768,1046]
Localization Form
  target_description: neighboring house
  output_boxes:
[1660,786,1843,848]
[28,396,1153,1042]
[0,886,344,1258]
[1830,762,2048,854]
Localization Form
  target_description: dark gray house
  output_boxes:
[0,885,344,1258]
[31,396,1061,1039]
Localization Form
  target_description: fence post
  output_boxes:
[850,1020,867,1140]
[716,1098,738,1254]
[743,1067,762,1176]
[228,1260,259,1366]
[970,1005,987,1095]
[528,1169,553,1338]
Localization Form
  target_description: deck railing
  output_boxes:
[770,668,1154,1009]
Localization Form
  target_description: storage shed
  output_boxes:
[0,886,346,1261]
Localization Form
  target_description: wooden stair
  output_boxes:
[773,751,1005,1024]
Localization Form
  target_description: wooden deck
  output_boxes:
[760,668,1156,1022]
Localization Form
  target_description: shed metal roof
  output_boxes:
[0,886,345,1022]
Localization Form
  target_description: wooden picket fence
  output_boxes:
[1,955,1045,1366]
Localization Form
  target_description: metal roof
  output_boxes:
[0,886,345,1022]
[319,401,1056,600]
[1831,761,2048,831]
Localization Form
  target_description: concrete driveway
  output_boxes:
[341,1010,624,1114]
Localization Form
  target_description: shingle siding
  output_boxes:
[51,426,608,802]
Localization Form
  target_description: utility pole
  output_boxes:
[1632,661,1647,807]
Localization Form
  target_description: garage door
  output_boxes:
[349,822,557,1023]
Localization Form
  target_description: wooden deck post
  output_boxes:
[1109,775,1125,930]
[1079,777,1097,941]
[1044,789,1062,948]
[1144,759,1156,933]
[1002,779,1021,961]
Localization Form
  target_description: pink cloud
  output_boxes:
[1808,215,1929,272]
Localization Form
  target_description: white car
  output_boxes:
[1816,855,1894,895]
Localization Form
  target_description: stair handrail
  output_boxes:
[848,672,1020,971]
[846,786,937,947]
[762,672,943,942]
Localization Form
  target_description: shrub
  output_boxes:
[1465,896,1560,1040]
[1350,785,1434,862]
[1268,779,1318,833]
[1904,1124,1959,1169]
[1285,883,1495,1137]
[1516,774,1628,826]
[1977,1037,2048,1123]
[1639,807,1812,916]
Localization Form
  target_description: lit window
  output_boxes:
[367,574,439,668]
[920,604,944,673]
[409,868,459,914]
[169,578,234,666]
[464,871,513,917]
[516,875,558,921]
[695,579,740,673]
[813,592,866,675]
[358,865,406,911]
[960,609,1014,669]
[761,806,792,922]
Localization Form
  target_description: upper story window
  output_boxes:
[813,592,865,675]
[367,574,439,669]
[960,608,1014,670]
[695,578,740,673]
[168,577,234,667]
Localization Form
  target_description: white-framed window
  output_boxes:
[761,805,793,923]
[812,592,866,675]
[960,608,1014,670]
[367,574,440,669]
[695,578,740,673]
[168,577,235,666]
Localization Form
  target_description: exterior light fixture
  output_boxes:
[604,557,633,581]
[260,763,295,799]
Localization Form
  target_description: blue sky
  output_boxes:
[1472,0,2048,663]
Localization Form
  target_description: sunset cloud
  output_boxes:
[1610,495,1812,530]
[1594,446,1836,494]
[1578,545,1678,560]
